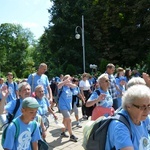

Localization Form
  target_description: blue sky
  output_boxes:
[0,0,53,39]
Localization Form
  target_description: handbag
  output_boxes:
[38,139,49,150]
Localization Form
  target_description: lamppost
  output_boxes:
[90,64,97,74]
[75,15,85,73]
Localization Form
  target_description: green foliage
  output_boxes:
[65,64,77,76]
[38,0,150,75]
[0,23,36,77]
[99,58,109,73]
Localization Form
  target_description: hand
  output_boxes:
[97,93,106,102]
[1,85,9,98]
[42,131,46,139]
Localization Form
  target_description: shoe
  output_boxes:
[76,122,82,128]
[60,132,69,138]
[70,135,78,142]
[82,115,88,120]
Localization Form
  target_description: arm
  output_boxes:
[120,147,133,150]
[47,85,53,103]
[77,93,86,104]
[48,107,58,120]
[142,72,150,87]
[80,87,85,99]
[86,93,106,107]
[0,85,9,114]
[31,141,38,150]
[40,119,46,139]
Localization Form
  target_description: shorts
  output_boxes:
[60,110,71,118]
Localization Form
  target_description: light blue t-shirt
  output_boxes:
[58,86,73,111]
[105,109,150,149]
[27,73,50,94]
[3,117,41,150]
[5,99,23,118]
[36,97,50,115]
[71,86,80,104]
[5,82,18,103]
[88,88,113,108]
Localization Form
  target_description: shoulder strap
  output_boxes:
[2,119,18,145]
[5,81,8,87]
[59,86,63,97]
[114,114,131,135]
[95,90,101,96]
[13,82,16,90]
[31,121,37,137]
[12,99,20,117]
[31,73,36,93]
[12,119,19,139]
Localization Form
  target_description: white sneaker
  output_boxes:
[76,122,82,128]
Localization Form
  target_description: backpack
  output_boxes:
[2,118,49,150]
[1,118,37,146]
[83,113,131,150]
[5,81,17,91]
[6,99,20,124]
[1,99,20,130]
[85,90,101,117]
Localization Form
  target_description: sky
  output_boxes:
[0,0,53,39]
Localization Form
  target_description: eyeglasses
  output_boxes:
[132,104,150,111]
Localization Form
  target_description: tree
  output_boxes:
[0,23,36,77]
[38,0,150,74]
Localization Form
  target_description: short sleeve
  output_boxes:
[106,120,133,149]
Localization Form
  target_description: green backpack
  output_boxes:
[2,118,50,150]
[1,118,37,147]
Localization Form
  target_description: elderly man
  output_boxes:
[27,63,53,103]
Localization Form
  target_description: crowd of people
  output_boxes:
[0,62,150,149]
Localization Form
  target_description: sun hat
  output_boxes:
[22,97,40,108]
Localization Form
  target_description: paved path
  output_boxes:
[0,107,89,150]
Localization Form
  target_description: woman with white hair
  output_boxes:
[105,84,150,149]
[127,77,146,89]
[86,74,114,120]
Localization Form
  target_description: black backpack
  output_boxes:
[85,113,131,150]
[1,99,20,129]
[85,90,101,117]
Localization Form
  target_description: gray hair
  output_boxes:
[97,73,108,82]
[18,82,30,92]
[122,84,150,110]
[127,77,146,89]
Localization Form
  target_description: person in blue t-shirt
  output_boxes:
[5,72,19,103]
[2,97,41,150]
[4,82,31,118]
[116,76,126,108]
[27,63,53,102]
[105,84,150,150]
[58,74,78,142]
[71,78,85,128]
[86,74,113,120]
[34,85,57,138]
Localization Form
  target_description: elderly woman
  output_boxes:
[105,84,150,149]
[86,74,114,120]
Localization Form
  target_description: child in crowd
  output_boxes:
[2,97,41,150]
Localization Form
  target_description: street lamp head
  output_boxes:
[75,33,80,39]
